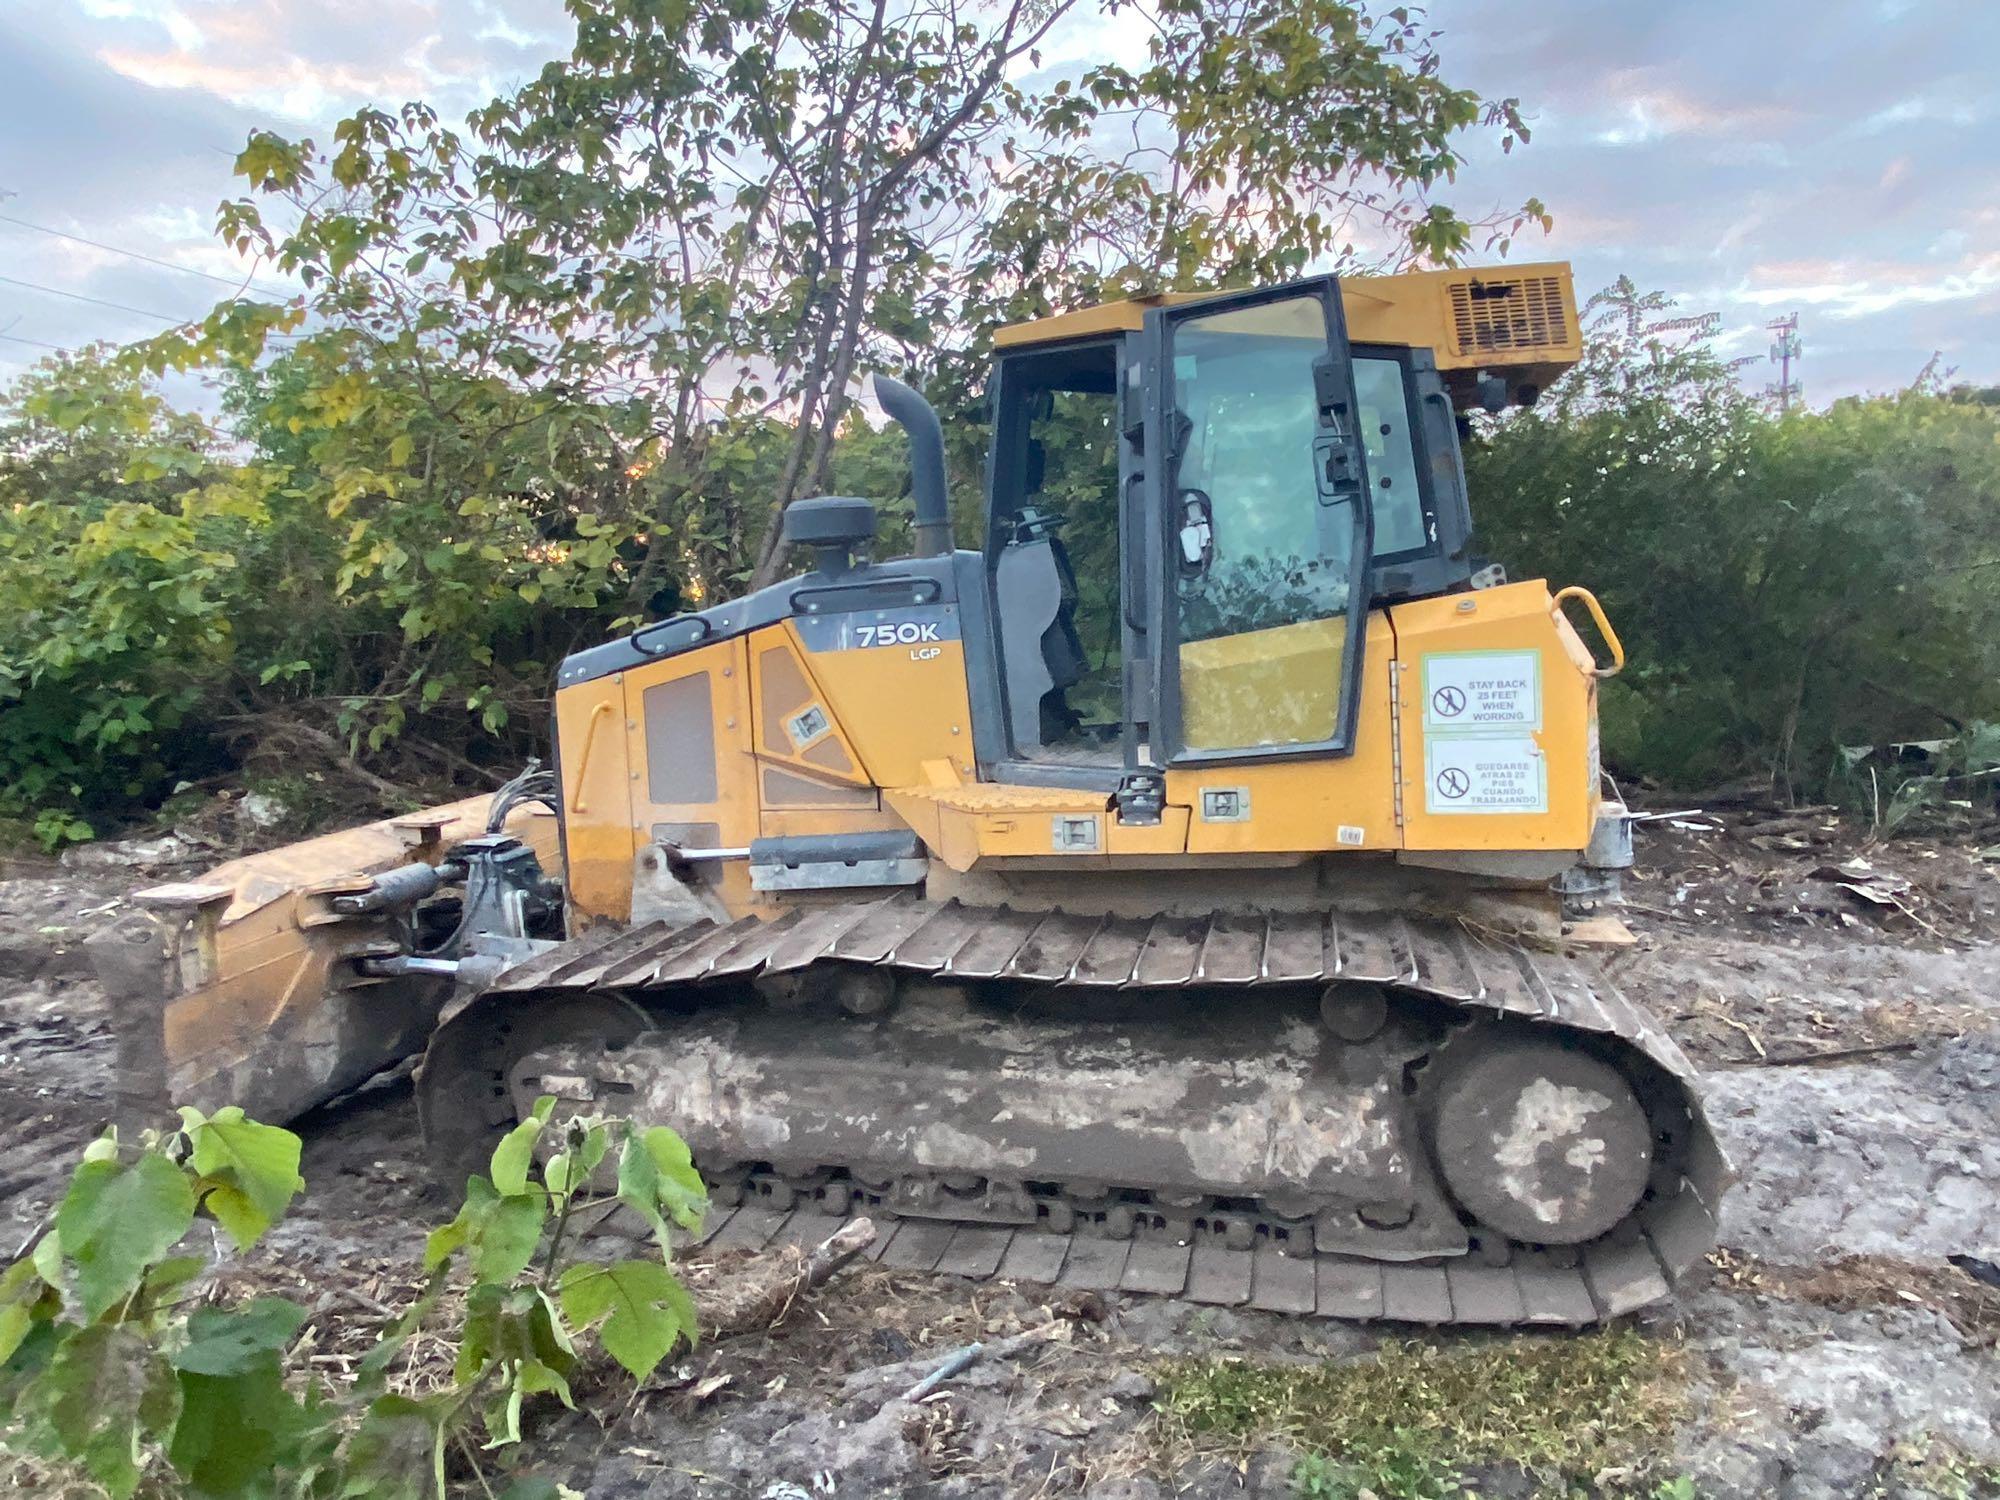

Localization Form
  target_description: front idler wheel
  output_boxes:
[1426,1037,1653,1246]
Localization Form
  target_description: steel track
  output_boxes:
[428,895,1730,1325]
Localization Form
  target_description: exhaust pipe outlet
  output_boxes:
[872,373,952,556]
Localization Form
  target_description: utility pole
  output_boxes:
[1766,314,1802,412]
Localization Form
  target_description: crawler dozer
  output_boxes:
[92,264,1727,1323]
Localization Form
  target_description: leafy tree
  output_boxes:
[0,350,263,844]
[10,1,1543,832]
[154,0,1540,583]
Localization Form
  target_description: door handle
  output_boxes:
[1313,430,1362,505]
[1121,471,1149,633]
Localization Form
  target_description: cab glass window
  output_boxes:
[1355,355,1429,558]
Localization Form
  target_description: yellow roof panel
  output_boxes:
[993,262,1581,391]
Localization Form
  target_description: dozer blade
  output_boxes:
[85,796,559,1127]
[426,897,1731,1325]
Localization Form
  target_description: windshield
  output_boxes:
[1173,300,1353,641]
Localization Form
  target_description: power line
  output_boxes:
[0,330,67,352]
[0,210,293,299]
[0,272,198,326]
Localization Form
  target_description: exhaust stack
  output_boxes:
[872,373,952,557]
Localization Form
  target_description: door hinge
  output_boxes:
[1116,770,1166,826]
[1388,658,1406,827]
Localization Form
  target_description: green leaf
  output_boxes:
[0,1258,54,1366]
[617,1124,708,1239]
[578,1124,609,1176]
[489,1096,554,1195]
[31,1225,64,1289]
[172,1297,307,1376]
[168,1331,312,1498]
[482,1356,574,1447]
[169,1368,301,1496]
[0,1297,32,1368]
[544,1149,574,1198]
[341,1393,441,1500]
[132,1254,207,1321]
[181,1106,304,1249]
[55,1152,197,1320]
[37,1324,180,1499]
[423,1178,483,1272]
[454,1280,576,1389]
[476,1190,548,1282]
[614,1133,670,1246]
[557,1258,696,1381]
[425,1175,546,1282]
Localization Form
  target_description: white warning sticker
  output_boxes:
[785,703,831,749]
[1422,650,1542,731]
[1424,734,1548,815]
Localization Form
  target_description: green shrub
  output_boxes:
[1471,281,2000,799]
[0,1100,705,1498]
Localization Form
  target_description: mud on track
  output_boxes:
[1,820,1996,1498]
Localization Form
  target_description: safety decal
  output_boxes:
[1421,649,1548,815]
[1424,735,1548,816]
[1422,649,1541,731]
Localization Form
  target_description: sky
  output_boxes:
[2,0,1996,403]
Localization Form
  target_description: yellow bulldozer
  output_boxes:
[89,263,1725,1324]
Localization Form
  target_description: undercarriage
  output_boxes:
[416,897,1726,1325]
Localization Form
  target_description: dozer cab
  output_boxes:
[92,263,1726,1323]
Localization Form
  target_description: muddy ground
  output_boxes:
[1,808,1997,1498]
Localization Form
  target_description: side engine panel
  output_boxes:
[554,604,977,926]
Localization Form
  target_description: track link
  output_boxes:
[419,896,1729,1325]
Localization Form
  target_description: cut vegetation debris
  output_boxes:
[1153,1329,1689,1498]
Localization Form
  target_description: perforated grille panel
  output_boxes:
[1447,275,1568,355]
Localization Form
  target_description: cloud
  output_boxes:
[1421,0,2000,399]
[6,0,1998,405]
[1585,77,1796,147]
[83,0,569,120]
[1728,253,2000,319]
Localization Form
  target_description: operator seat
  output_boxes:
[993,498,1088,751]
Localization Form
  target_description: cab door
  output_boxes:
[1140,279,1374,764]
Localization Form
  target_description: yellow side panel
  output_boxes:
[784,621,977,788]
[758,806,906,839]
[1179,615,1345,752]
[553,675,634,923]
[1108,806,1191,855]
[620,638,762,913]
[1170,612,1401,854]
[555,637,771,922]
[1393,582,1598,852]
[750,633,871,786]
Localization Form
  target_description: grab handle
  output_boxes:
[1551,585,1625,678]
